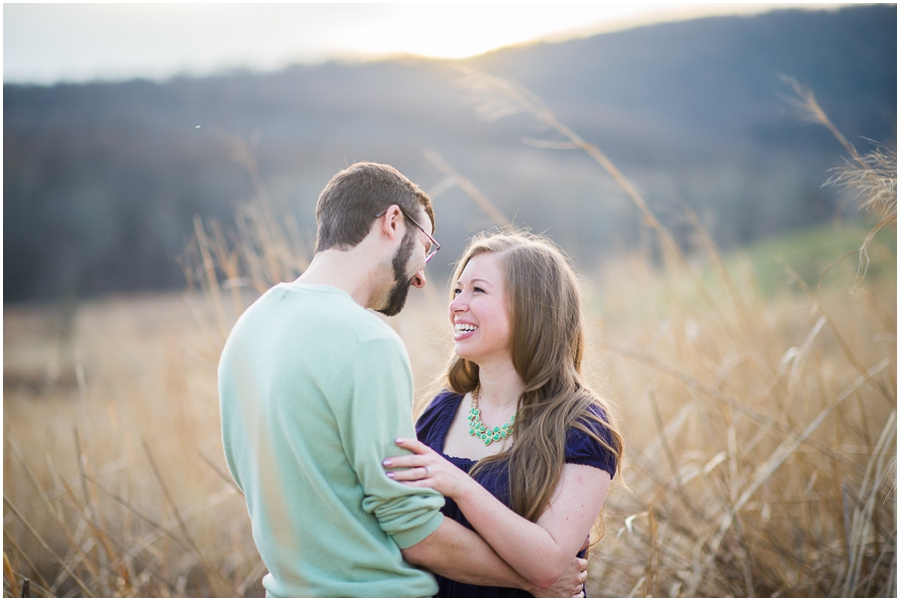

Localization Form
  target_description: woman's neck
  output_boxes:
[476,359,525,412]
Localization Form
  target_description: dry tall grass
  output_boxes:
[4,294,261,597]
[454,70,896,597]
[3,75,895,597]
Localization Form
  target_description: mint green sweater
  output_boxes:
[219,282,444,597]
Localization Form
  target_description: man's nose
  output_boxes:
[410,269,426,289]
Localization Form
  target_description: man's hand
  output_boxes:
[528,556,588,598]
[529,535,591,598]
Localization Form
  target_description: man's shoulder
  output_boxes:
[271,282,403,347]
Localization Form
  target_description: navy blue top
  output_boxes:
[415,391,618,598]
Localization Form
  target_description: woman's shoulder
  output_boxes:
[564,401,620,478]
[415,390,464,443]
[422,389,464,416]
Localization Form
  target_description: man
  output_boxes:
[219,162,586,596]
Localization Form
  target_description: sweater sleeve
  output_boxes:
[336,336,445,549]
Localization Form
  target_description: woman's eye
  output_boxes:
[453,288,461,296]
[473,287,484,293]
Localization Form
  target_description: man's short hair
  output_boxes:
[315,162,435,252]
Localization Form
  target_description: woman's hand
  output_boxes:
[383,437,472,500]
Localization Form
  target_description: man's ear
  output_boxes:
[379,205,403,241]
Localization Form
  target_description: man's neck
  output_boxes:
[295,245,387,309]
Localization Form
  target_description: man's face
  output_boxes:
[376,227,417,317]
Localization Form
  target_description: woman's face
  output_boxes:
[449,252,512,365]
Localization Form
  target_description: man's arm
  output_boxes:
[401,518,527,588]
[401,518,587,597]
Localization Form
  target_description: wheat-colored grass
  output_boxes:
[4,77,895,597]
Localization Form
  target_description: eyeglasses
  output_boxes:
[376,208,441,264]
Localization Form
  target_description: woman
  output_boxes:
[383,231,624,597]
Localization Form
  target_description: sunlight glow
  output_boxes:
[3,3,844,84]
[328,4,804,60]
[331,5,618,60]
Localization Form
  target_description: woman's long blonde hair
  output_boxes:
[444,230,624,524]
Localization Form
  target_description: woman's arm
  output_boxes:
[401,518,588,597]
[385,437,611,589]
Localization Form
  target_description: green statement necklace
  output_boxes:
[467,386,517,446]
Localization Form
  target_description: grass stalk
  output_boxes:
[424,148,512,226]
[192,215,229,344]
[2,531,52,594]
[3,552,21,598]
[142,440,236,596]
[3,494,95,597]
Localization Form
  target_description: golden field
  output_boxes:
[4,75,896,597]
[3,224,895,596]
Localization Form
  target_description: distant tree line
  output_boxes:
[3,4,895,302]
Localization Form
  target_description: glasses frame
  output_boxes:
[376,207,441,263]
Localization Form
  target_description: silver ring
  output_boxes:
[424,466,430,477]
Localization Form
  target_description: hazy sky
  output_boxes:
[4,3,849,85]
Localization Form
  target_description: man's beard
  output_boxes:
[376,231,416,317]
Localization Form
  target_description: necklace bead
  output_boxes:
[467,386,516,446]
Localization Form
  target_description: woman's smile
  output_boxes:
[453,321,478,340]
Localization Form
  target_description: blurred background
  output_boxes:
[4,3,895,301]
[4,3,896,598]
